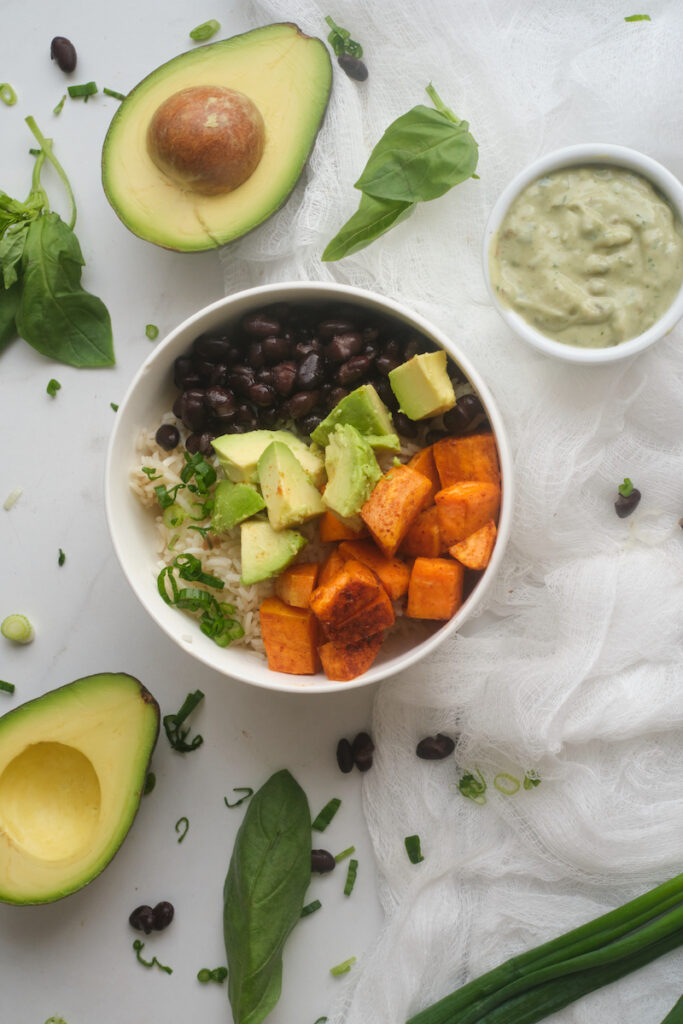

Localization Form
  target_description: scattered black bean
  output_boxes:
[204,386,236,420]
[325,331,363,364]
[416,734,456,760]
[271,360,297,397]
[227,365,256,396]
[296,351,325,389]
[298,412,324,436]
[442,394,484,434]
[179,389,208,432]
[155,424,180,450]
[50,36,77,73]
[393,412,418,438]
[236,402,258,427]
[242,313,281,337]
[283,389,321,420]
[186,431,215,456]
[425,429,449,445]
[337,53,369,81]
[194,336,234,363]
[352,731,374,772]
[328,386,348,409]
[129,905,157,934]
[311,849,336,873]
[152,901,175,931]
[372,376,399,410]
[248,382,277,407]
[615,488,641,518]
[262,335,291,363]
[336,354,374,387]
[293,338,322,361]
[336,737,354,773]
[318,319,357,341]
[375,352,401,376]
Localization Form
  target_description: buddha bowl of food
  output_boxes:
[484,144,683,364]
[105,282,513,692]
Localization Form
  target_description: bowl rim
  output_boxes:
[105,280,514,694]
[482,143,683,364]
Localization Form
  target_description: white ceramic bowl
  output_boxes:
[483,144,683,364]
[105,282,513,693]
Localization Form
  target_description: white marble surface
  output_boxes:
[0,3,382,1021]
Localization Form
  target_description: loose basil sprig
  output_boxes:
[0,117,114,366]
[322,84,478,261]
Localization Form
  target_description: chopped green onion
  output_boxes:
[494,772,520,795]
[301,899,322,917]
[4,487,23,510]
[0,681,15,694]
[0,83,17,106]
[162,503,185,529]
[224,787,253,808]
[133,939,173,974]
[343,858,358,896]
[110,402,118,412]
[190,19,221,41]
[58,548,66,566]
[196,965,227,983]
[53,94,67,115]
[404,835,425,863]
[1,614,34,644]
[46,378,61,397]
[523,770,542,789]
[618,477,634,497]
[330,956,356,976]
[334,845,356,862]
[181,450,217,491]
[142,772,156,796]
[175,816,189,842]
[312,797,342,832]
[164,689,204,752]
[155,482,185,509]
[458,768,487,804]
[103,87,126,100]
[624,13,651,20]
[141,466,162,481]
[145,323,159,340]
[67,81,98,101]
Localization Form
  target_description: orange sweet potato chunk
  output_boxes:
[435,481,501,547]
[338,540,410,601]
[259,597,319,674]
[406,558,465,620]
[319,509,367,543]
[318,548,346,587]
[324,586,395,642]
[449,520,497,571]
[318,632,384,681]
[360,465,432,559]
[408,447,440,508]
[274,562,320,608]
[433,433,501,488]
[310,560,380,634]
[400,505,445,558]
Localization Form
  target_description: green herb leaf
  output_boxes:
[224,787,254,808]
[325,16,362,58]
[624,13,651,20]
[57,547,66,566]
[0,681,15,694]
[312,796,341,831]
[618,477,634,497]
[47,378,61,397]
[404,834,424,863]
[224,769,311,1024]
[175,815,189,842]
[0,83,17,106]
[190,19,221,41]
[0,279,21,351]
[322,192,415,261]
[145,323,159,340]
[142,771,156,795]
[110,402,118,411]
[0,223,29,289]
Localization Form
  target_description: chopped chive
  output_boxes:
[3,487,23,510]
[0,83,17,106]
[142,771,156,796]
[624,13,651,20]
[162,504,185,529]
[155,482,185,509]
[133,939,173,974]
[334,845,356,863]
[458,768,487,804]
[189,19,220,41]
[301,899,322,917]
[494,772,520,795]
[1,614,34,644]
[330,956,356,976]
[404,834,424,864]
[618,477,634,497]
[224,787,254,808]
[58,548,66,566]
[141,466,162,481]
[175,815,189,843]
[145,323,159,340]
[67,81,98,101]
[110,402,119,411]
[103,87,126,100]
[46,378,61,397]
[523,770,542,789]
[343,858,358,896]
[312,797,342,832]
[53,93,67,115]
[197,966,228,983]
[0,681,15,694]
[163,689,205,752]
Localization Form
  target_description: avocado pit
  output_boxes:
[146,85,265,196]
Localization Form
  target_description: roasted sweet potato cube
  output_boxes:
[400,505,445,558]
[319,509,367,543]
[435,481,501,547]
[275,562,320,608]
[338,540,410,600]
[449,520,497,571]
[433,433,501,488]
[406,558,465,620]
[318,632,384,681]
[360,465,432,559]
[325,585,395,642]
[259,597,319,674]
[310,560,380,633]
[408,447,440,508]
[318,548,346,587]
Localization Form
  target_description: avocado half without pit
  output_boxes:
[0,672,159,905]
[102,23,333,251]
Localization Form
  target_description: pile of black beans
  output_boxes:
[158,302,486,455]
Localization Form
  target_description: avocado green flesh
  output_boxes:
[212,479,265,532]
[311,385,399,451]
[213,429,324,487]
[324,424,381,518]
[240,520,307,584]
[258,441,324,530]
[101,23,332,252]
[0,672,159,905]
[389,350,456,420]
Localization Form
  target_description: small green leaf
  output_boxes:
[624,13,650,21]
[322,193,415,261]
[618,477,634,497]
[0,223,29,288]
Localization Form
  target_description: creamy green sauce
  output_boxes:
[490,165,683,348]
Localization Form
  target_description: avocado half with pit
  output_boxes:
[102,23,332,251]
[0,672,159,905]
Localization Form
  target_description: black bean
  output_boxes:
[416,734,456,760]
[375,353,401,376]
[442,394,484,434]
[317,319,357,341]
[262,335,292,364]
[336,737,354,773]
[338,53,368,81]
[186,431,215,456]
[382,338,403,360]
[282,390,321,420]
[204,386,236,420]
[352,731,374,772]
[363,340,381,360]
[193,336,233,363]
[271,361,297,397]
[425,429,449,445]
[293,338,322,361]
[172,393,184,419]
[236,402,257,427]
[271,302,292,323]
[195,358,221,382]
[296,351,325,390]
[256,367,275,386]
[241,312,281,337]
[129,905,156,934]
[362,326,380,344]
[173,356,196,388]
[179,389,208,432]
[328,386,348,410]
[152,901,175,931]
[371,377,399,411]
[155,424,180,450]
[615,488,641,518]
[325,331,363,364]
[393,412,418,438]
[247,340,265,369]
[259,406,283,429]
[50,36,77,73]
[248,382,276,407]
[298,412,324,436]
[311,849,336,873]
[227,365,256,396]
[221,422,246,434]
[336,354,374,387]
[208,363,228,386]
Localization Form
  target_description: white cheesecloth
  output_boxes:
[220,1,683,1021]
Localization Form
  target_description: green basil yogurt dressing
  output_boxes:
[489,165,683,348]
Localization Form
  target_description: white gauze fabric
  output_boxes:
[221,1,683,1021]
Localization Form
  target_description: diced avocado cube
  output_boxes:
[212,429,325,486]
[211,479,265,533]
[257,441,325,531]
[388,351,456,421]
[323,424,382,519]
[240,520,307,585]
[310,384,399,452]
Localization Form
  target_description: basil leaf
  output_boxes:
[355,105,478,204]
[223,769,311,1024]
[0,279,20,351]
[322,193,415,261]
[16,213,114,367]
[0,223,28,288]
